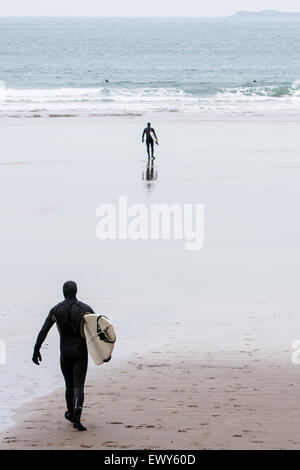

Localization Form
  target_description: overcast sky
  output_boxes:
[1,0,300,17]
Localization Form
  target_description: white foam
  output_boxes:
[0,84,300,117]
[0,81,6,102]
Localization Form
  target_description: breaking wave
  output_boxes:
[0,81,300,117]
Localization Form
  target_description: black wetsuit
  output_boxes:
[142,127,157,158]
[34,285,94,419]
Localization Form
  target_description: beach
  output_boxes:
[1,117,300,449]
[2,355,300,450]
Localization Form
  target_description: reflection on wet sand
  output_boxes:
[142,158,158,190]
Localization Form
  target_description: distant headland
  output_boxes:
[232,10,300,18]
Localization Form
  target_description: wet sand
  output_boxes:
[1,117,300,449]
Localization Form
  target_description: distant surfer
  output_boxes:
[32,281,94,431]
[142,122,158,159]
[105,79,110,83]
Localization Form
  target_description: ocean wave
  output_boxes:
[220,83,300,98]
[0,82,300,117]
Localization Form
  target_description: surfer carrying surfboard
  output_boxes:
[32,281,94,431]
[142,122,158,159]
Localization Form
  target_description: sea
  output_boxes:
[0,17,300,118]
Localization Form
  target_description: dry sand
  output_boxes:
[1,349,300,450]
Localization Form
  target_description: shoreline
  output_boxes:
[1,114,300,122]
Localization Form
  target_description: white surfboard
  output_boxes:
[150,131,158,145]
[83,314,116,366]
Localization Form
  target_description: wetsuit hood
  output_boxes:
[63,281,77,300]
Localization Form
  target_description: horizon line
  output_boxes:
[0,15,227,18]
[1,11,300,19]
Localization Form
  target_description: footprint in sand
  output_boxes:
[2,437,17,444]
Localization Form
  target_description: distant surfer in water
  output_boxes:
[32,281,94,431]
[142,122,158,159]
